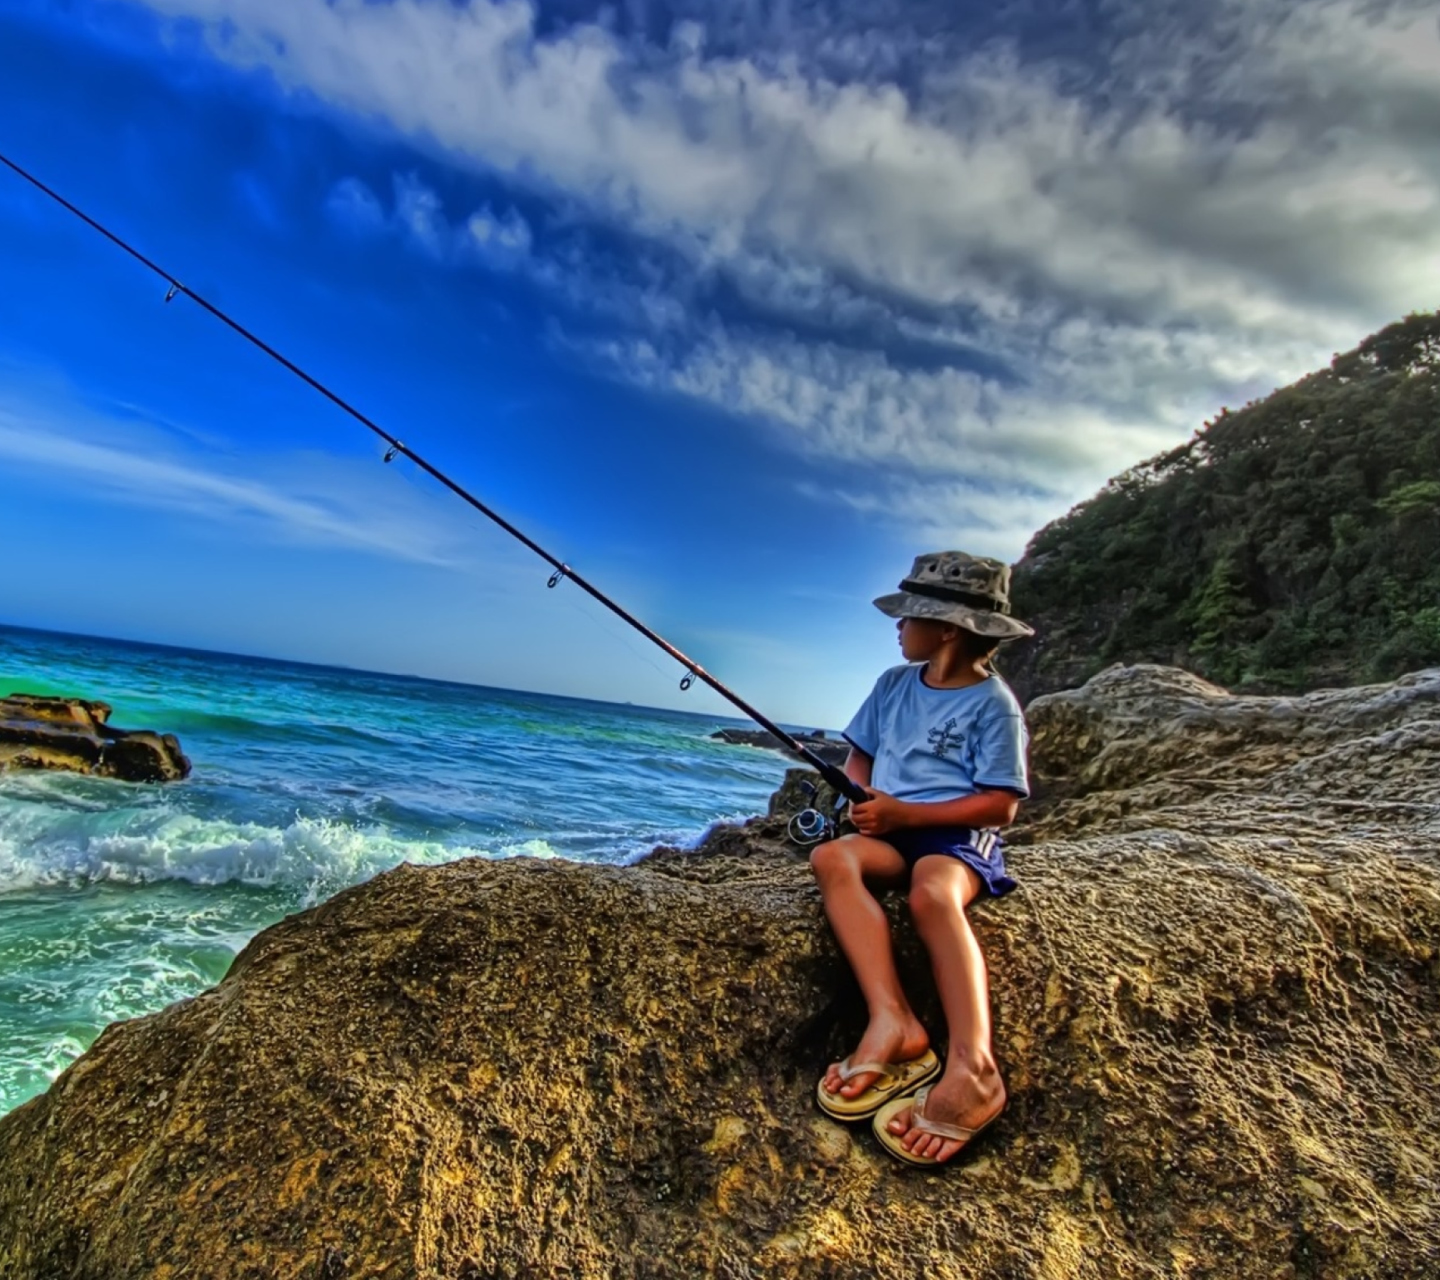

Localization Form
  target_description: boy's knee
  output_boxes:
[809,838,854,882]
[908,875,961,922]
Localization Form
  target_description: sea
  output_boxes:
[0,623,801,1117]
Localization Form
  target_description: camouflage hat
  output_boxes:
[873,551,1034,640]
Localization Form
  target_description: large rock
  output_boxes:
[1,667,1438,1278]
[0,694,190,783]
[1021,663,1440,837]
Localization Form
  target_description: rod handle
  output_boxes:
[814,761,870,806]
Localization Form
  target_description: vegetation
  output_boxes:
[1009,312,1440,698]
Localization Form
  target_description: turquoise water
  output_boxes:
[0,624,798,1115]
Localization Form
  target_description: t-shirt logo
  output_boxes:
[927,717,963,759]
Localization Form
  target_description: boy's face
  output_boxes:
[897,616,957,662]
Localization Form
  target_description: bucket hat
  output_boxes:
[873,551,1034,640]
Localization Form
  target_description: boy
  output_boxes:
[812,551,1033,1166]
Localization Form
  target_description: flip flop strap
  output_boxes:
[908,1086,978,1142]
[836,1058,901,1086]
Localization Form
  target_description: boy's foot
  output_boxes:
[883,1065,1006,1164]
[821,1011,930,1098]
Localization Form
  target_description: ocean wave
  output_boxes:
[0,801,559,897]
[159,708,405,750]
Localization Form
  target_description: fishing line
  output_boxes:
[0,149,868,805]
[558,594,677,685]
[436,464,677,686]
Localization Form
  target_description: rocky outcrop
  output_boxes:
[1020,663,1440,839]
[1,667,1438,1279]
[710,726,850,767]
[0,694,190,783]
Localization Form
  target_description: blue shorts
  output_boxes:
[885,826,1018,898]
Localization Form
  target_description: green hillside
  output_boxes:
[1006,312,1440,702]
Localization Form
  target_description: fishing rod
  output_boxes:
[0,150,869,808]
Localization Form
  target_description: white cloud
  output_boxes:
[325,173,534,271]
[0,390,483,567]
[465,203,532,268]
[570,320,1183,532]
[324,175,386,235]
[136,0,1440,555]
[140,0,1440,321]
[796,477,1065,563]
[392,171,451,258]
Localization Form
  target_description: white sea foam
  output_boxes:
[0,793,559,897]
[0,625,787,1119]
[0,1032,88,1088]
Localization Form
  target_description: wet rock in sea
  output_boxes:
[0,693,191,783]
[1,665,1438,1278]
[710,725,850,767]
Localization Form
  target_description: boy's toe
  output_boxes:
[820,1063,880,1099]
[839,1072,879,1098]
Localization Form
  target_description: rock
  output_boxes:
[1020,662,1440,839]
[0,694,191,783]
[711,726,850,767]
[2,666,1438,1278]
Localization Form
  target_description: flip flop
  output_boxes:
[815,1048,941,1121]
[871,1084,1005,1167]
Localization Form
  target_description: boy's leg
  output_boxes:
[810,834,929,1098]
[885,854,1006,1162]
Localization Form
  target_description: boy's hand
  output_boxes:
[850,789,907,836]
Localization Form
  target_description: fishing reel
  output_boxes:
[787,779,851,848]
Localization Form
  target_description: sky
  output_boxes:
[0,0,1437,727]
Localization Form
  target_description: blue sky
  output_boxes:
[1,0,1437,726]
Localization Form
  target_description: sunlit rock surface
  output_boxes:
[1,666,1436,1279]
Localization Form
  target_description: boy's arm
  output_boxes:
[851,788,1020,836]
[899,789,1020,828]
[843,746,873,791]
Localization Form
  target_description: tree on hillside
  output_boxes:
[1008,312,1440,700]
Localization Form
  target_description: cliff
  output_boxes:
[1,665,1437,1279]
[1004,312,1440,704]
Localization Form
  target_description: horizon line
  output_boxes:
[0,619,829,731]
